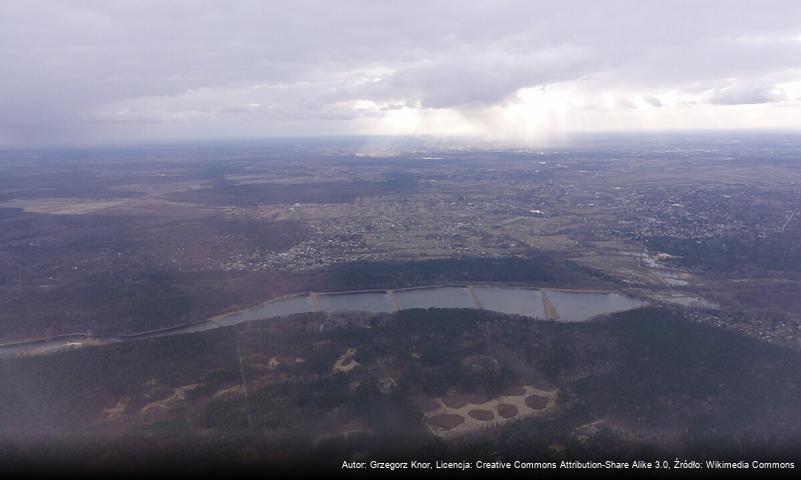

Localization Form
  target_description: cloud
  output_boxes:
[366,45,598,108]
[1,0,801,146]
[707,82,787,105]
[643,96,663,107]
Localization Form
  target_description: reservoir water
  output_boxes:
[317,291,395,313]
[546,291,648,322]
[216,295,313,327]
[471,286,545,318]
[394,286,475,310]
[0,285,655,357]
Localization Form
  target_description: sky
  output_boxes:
[2,0,801,147]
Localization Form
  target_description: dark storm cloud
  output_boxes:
[1,0,801,145]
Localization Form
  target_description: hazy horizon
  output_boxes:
[5,127,801,153]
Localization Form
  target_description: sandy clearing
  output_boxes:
[333,348,360,373]
[573,419,638,445]
[102,396,130,421]
[314,418,372,445]
[139,384,198,417]
[422,385,558,439]
[213,384,245,399]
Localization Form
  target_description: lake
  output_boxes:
[0,284,651,357]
